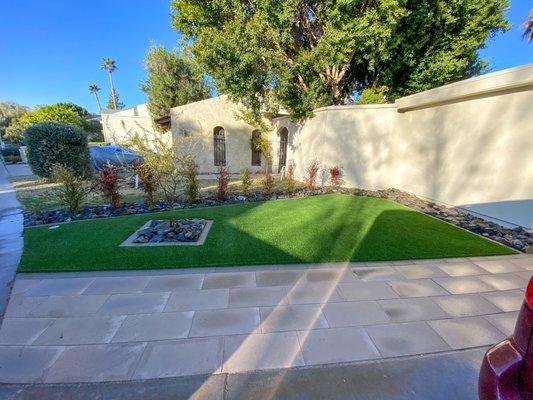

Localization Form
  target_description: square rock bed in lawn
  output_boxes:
[121,219,213,247]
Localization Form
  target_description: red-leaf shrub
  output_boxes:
[305,159,320,191]
[262,169,274,196]
[98,166,121,208]
[329,165,342,189]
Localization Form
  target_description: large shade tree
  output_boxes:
[141,46,211,120]
[0,101,30,142]
[171,0,509,121]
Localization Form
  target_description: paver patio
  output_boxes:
[0,254,531,383]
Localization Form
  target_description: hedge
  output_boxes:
[25,122,90,178]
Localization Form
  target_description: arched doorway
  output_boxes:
[213,126,226,166]
[278,127,288,173]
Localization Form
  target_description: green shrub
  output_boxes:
[1,144,20,157]
[51,164,92,212]
[240,168,251,196]
[183,158,199,203]
[25,122,90,178]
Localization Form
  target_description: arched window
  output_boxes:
[278,127,288,173]
[213,127,226,166]
[251,130,261,166]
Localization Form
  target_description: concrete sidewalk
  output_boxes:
[0,254,531,384]
[0,162,23,321]
[0,347,487,399]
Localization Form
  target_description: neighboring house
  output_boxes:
[101,64,533,229]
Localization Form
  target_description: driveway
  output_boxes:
[0,162,23,320]
[0,254,531,385]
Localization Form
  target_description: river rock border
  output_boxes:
[121,219,213,247]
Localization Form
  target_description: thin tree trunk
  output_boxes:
[108,72,117,109]
[94,93,102,112]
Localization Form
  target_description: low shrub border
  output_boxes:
[23,187,532,253]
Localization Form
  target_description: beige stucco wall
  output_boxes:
[171,95,269,174]
[275,64,533,228]
[101,104,172,148]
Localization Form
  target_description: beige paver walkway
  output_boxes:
[0,254,531,383]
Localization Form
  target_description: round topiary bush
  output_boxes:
[25,122,90,178]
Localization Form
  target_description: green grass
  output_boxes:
[19,194,516,272]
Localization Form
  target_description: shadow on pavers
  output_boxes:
[0,347,486,400]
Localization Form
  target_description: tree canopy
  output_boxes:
[0,101,30,141]
[141,45,211,120]
[6,103,91,142]
[171,0,509,121]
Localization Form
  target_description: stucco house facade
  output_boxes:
[102,64,533,229]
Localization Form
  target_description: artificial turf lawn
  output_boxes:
[19,194,516,272]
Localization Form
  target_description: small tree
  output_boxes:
[217,165,230,200]
[183,157,199,203]
[25,122,90,178]
[285,162,296,194]
[305,160,320,191]
[132,160,158,205]
[98,166,121,208]
[240,168,251,196]
[261,169,274,196]
[51,164,92,212]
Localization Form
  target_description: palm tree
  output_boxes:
[525,9,533,42]
[101,58,118,109]
[88,84,102,111]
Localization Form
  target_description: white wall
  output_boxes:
[171,95,269,174]
[276,65,533,229]
[101,104,172,148]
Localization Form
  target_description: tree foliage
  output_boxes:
[524,8,533,42]
[0,101,30,142]
[171,0,509,120]
[141,46,211,120]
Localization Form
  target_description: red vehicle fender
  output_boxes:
[479,340,523,400]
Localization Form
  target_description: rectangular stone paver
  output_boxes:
[378,298,449,323]
[394,265,448,279]
[337,282,399,301]
[112,312,194,342]
[322,301,390,327]
[5,295,109,318]
[0,318,54,345]
[389,279,449,298]
[480,290,524,312]
[165,289,228,311]
[0,346,64,383]
[474,260,525,274]
[11,279,41,295]
[44,343,146,383]
[143,274,204,292]
[484,312,519,336]
[431,294,501,318]
[189,308,260,337]
[202,272,256,289]
[286,283,343,305]
[297,327,380,365]
[303,269,358,284]
[477,274,526,291]
[33,316,126,345]
[352,267,405,281]
[98,293,170,315]
[229,287,288,308]
[428,317,506,349]
[25,278,94,297]
[83,277,151,295]
[259,304,329,333]
[133,337,223,379]
[223,332,305,372]
[365,322,450,357]
[432,277,493,295]
[438,263,487,277]
[256,270,304,287]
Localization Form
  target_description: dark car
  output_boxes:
[479,275,533,399]
[89,145,143,172]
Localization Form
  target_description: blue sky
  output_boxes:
[1,0,532,114]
